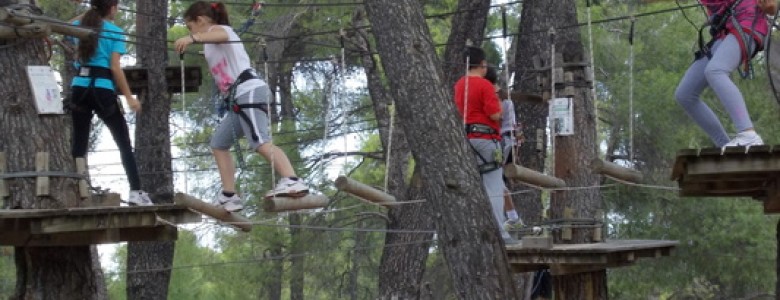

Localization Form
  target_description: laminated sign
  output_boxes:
[549,97,573,136]
[26,66,63,114]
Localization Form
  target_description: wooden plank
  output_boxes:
[76,157,89,199]
[0,152,8,199]
[508,240,678,254]
[174,193,251,232]
[263,194,330,213]
[34,207,201,234]
[0,225,178,246]
[35,152,48,196]
[562,208,573,241]
[0,205,197,218]
[686,155,780,176]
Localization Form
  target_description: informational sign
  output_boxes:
[549,97,574,136]
[26,66,63,114]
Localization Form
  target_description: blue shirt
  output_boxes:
[71,20,127,91]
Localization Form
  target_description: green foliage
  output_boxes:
[585,1,780,298]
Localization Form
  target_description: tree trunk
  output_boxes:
[289,214,304,300]
[442,0,492,88]
[126,1,174,299]
[265,244,283,300]
[349,8,435,299]
[515,0,604,298]
[365,1,520,299]
[0,4,100,299]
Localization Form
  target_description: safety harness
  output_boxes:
[697,0,766,78]
[223,68,269,142]
[465,123,502,174]
[66,66,118,116]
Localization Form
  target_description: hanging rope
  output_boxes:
[548,27,557,178]
[586,0,598,156]
[180,53,189,194]
[500,5,518,165]
[629,17,636,163]
[383,103,395,192]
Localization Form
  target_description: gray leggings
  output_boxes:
[675,34,755,147]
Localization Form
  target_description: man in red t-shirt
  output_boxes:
[453,46,518,245]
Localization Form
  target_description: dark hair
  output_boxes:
[464,46,486,70]
[184,1,230,26]
[78,0,118,63]
[484,66,498,85]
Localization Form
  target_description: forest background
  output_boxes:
[1,0,778,299]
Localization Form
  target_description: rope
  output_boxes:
[180,53,189,195]
[0,171,86,179]
[383,103,395,192]
[628,17,636,163]
[586,0,599,156]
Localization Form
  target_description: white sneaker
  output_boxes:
[214,193,244,212]
[503,218,524,232]
[128,190,153,206]
[724,130,764,147]
[265,177,309,198]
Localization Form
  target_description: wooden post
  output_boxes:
[263,194,329,213]
[0,152,7,199]
[35,152,48,196]
[593,209,604,242]
[173,193,252,232]
[76,158,89,199]
[504,164,566,188]
[335,176,396,206]
[563,72,575,96]
[590,158,643,183]
[561,207,573,241]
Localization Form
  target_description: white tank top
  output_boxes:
[204,25,265,97]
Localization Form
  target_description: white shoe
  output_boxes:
[503,218,524,231]
[265,177,309,198]
[724,131,764,147]
[214,193,244,212]
[128,190,153,206]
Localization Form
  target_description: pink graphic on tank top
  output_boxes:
[211,58,235,93]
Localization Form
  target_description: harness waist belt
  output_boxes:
[465,123,497,135]
[77,66,113,80]
[234,68,259,87]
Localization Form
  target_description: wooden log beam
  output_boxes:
[1,7,94,39]
[335,176,396,206]
[590,158,643,183]
[504,164,566,188]
[263,194,329,213]
[173,193,252,232]
[0,23,49,39]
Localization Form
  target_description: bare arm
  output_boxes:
[110,52,141,112]
[174,26,230,53]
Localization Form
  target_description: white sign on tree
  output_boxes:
[26,66,63,114]
[549,97,574,136]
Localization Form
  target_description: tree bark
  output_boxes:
[289,214,304,300]
[349,8,435,299]
[515,1,604,298]
[0,4,100,299]
[126,1,174,299]
[442,0,492,88]
[365,1,520,299]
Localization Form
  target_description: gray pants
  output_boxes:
[210,86,272,150]
[675,34,755,147]
[469,138,511,239]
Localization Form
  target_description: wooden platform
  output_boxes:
[506,240,678,275]
[0,205,201,246]
[671,145,780,213]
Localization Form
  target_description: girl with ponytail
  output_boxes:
[174,1,312,212]
[70,0,152,206]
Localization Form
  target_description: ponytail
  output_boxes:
[77,0,118,63]
[184,1,230,26]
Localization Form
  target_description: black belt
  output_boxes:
[234,69,259,87]
[465,123,497,135]
[77,66,113,80]
[501,132,513,138]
